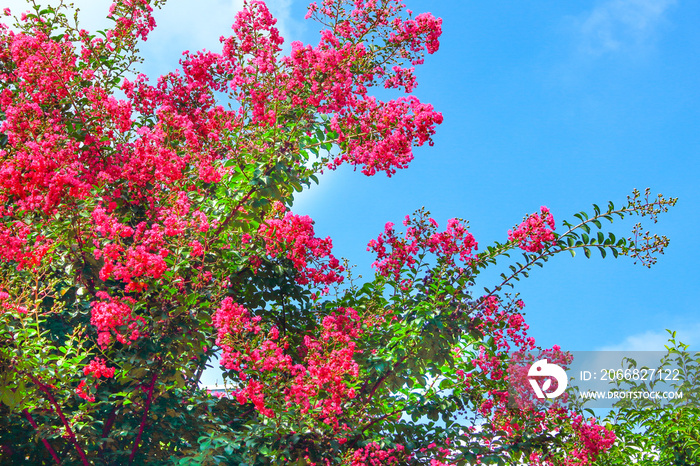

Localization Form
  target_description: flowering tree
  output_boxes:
[0,0,676,465]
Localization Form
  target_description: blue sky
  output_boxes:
[6,0,698,355]
[294,0,700,353]
[293,0,698,353]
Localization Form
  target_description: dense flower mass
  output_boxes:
[83,358,116,379]
[211,297,262,370]
[568,415,617,464]
[90,292,146,348]
[349,442,406,465]
[367,221,419,281]
[328,95,443,176]
[257,202,345,287]
[427,217,478,263]
[508,206,556,252]
[76,357,116,403]
[212,299,364,427]
[367,212,477,282]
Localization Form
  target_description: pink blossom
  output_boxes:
[508,206,556,252]
[258,203,344,288]
[83,358,116,379]
[75,380,95,402]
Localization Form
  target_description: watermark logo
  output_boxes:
[528,359,567,399]
[508,351,698,408]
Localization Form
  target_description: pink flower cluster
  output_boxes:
[76,380,95,402]
[566,415,617,465]
[368,213,477,283]
[83,357,116,379]
[367,221,418,282]
[349,442,406,466]
[106,0,156,42]
[258,203,344,288]
[523,412,617,465]
[0,220,52,271]
[508,207,556,252]
[294,0,444,176]
[474,296,535,353]
[90,292,146,348]
[328,96,443,176]
[90,191,215,294]
[427,218,478,264]
[211,297,262,370]
[418,441,456,466]
[76,357,116,402]
[212,301,364,427]
[290,307,361,425]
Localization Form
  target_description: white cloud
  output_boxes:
[573,0,676,56]
[598,324,700,351]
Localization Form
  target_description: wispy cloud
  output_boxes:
[598,324,700,351]
[573,0,676,57]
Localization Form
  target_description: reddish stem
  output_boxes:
[98,406,118,459]
[128,370,159,464]
[26,374,89,465]
[23,409,61,466]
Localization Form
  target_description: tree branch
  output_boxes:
[128,368,159,464]
[26,373,89,466]
[23,409,61,466]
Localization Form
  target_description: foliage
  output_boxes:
[595,333,700,466]
[0,0,677,464]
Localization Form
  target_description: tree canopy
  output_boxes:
[0,1,680,465]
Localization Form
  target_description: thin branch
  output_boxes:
[23,409,61,466]
[26,373,89,466]
[479,203,643,301]
[128,368,159,464]
[364,355,408,404]
[98,406,118,459]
